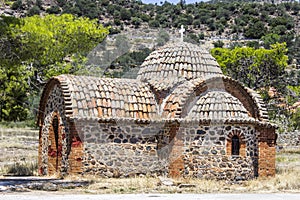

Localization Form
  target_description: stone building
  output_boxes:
[38,42,276,180]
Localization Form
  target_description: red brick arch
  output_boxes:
[38,76,72,127]
[47,112,63,175]
[226,130,246,157]
[37,76,71,176]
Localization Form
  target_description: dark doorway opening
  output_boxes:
[52,116,59,171]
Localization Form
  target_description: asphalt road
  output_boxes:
[1,193,299,200]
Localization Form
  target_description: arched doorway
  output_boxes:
[47,114,62,175]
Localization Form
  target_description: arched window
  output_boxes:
[232,135,240,156]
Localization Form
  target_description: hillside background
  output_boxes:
[0,0,299,132]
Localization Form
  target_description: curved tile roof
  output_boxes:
[245,87,269,122]
[186,90,250,120]
[146,77,187,93]
[137,42,222,91]
[38,41,273,127]
[162,75,269,122]
[41,75,159,120]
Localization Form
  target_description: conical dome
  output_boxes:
[137,42,223,91]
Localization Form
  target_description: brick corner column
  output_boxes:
[168,122,184,178]
[257,126,276,177]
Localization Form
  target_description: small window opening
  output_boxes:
[232,135,240,156]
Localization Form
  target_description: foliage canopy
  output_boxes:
[211,43,288,89]
[13,14,109,78]
[0,14,109,122]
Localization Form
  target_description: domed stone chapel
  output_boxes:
[38,40,276,180]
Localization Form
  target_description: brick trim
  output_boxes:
[47,112,63,175]
[37,76,72,127]
[226,130,246,157]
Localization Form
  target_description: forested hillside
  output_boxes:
[0,0,299,131]
[2,1,300,64]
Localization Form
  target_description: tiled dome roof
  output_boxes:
[137,42,222,91]
[161,75,269,123]
[186,90,250,120]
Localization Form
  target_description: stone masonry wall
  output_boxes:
[277,131,300,147]
[181,124,258,181]
[70,119,262,180]
[73,119,169,177]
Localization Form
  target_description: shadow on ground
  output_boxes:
[0,176,89,192]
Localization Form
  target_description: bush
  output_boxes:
[114,18,122,26]
[46,6,61,14]
[244,21,267,39]
[291,108,300,130]
[199,32,205,40]
[131,17,142,28]
[156,29,170,46]
[213,40,224,48]
[27,5,41,16]
[109,27,121,35]
[149,20,159,28]
[120,8,131,21]
[11,0,23,10]
[5,160,38,176]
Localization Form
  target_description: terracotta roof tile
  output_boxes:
[137,42,222,92]
[56,75,159,120]
[38,41,272,128]
[186,90,250,120]
[161,75,269,122]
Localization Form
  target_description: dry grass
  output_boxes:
[64,148,300,194]
[2,160,38,176]
[243,149,300,193]
[0,128,38,176]
[63,175,229,194]
[243,170,300,192]
[73,169,299,194]
[0,128,299,193]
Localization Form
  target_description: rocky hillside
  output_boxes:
[1,0,300,64]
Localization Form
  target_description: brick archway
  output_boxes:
[226,130,246,157]
[47,112,63,175]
